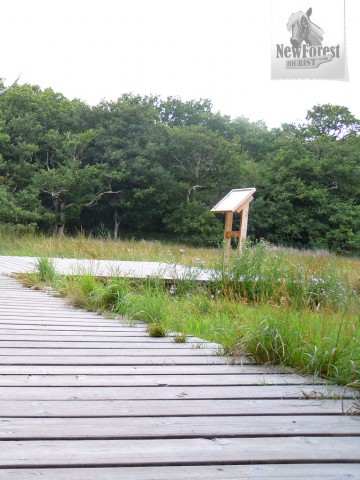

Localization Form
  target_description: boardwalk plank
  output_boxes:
[0,437,359,467]
[0,373,320,386]
[0,317,144,325]
[2,464,360,480]
[0,384,349,400]
[0,336,215,343]
[0,322,159,338]
[0,355,230,365]
[0,398,353,416]
[0,340,220,349]
[0,347,219,356]
[1,415,359,439]
[0,364,289,375]
[0,334,206,342]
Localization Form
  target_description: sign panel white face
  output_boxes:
[211,188,256,213]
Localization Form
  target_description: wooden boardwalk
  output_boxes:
[0,274,359,479]
[0,255,213,280]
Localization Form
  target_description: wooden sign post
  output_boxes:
[211,188,256,251]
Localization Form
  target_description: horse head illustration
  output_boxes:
[286,8,324,47]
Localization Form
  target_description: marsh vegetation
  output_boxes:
[15,235,359,388]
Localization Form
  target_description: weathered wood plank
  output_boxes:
[0,317,142,326]
[0,341,220,350]
[0,355,230,365]
[0,300,70,305]
[1,464,360,480]
[1,308,127,320]
[0,334,219,350]
[0,399,352,416]
[0,384,348,400]
[0,318,142,328]
[0,347,219,356]
[0,303,113,312]
[1,415,359,439]
[0,373,319,386]
[0,327,159,336]
[0,319,127,327]
[1,330,217,348]
[0,297,83,302]
[0,298,110,309]
[0,364,287,375]
[0,437,359,467]
[0,324,159,333]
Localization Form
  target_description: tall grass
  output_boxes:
[18,239,360,386]
[39,271,359,385]
[36,258,58,285]
[215,241,359,312]
[0,231,216,266]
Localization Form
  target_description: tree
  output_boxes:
[304,104,360,139]
[0,184,42,230]
[164,200,223,246]
[0,83,358,253]
[253,109,360,254]
[157,97,213,127]
[162,126,251,202]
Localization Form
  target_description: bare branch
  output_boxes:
[42,188,69,199]
[188,185,205,195]
[84,190,122,208]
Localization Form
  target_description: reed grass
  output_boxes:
[16,237,360,386]
[0,231,216,266]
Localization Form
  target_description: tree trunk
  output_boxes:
[52,198,60,235]
[57,200,66,237]
[113,209,120,240]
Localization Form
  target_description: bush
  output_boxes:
[164,201,223,247]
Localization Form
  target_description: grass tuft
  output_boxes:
[147,322,167,337]
[173,334,187,343]
[36,257,58,284]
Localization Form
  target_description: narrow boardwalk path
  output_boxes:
[0,255,213,280]
[0,275,359,479]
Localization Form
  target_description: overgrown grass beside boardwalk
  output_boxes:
[16,236,360,388]
[0,231,213,266]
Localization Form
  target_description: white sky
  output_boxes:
[1,0,359,128]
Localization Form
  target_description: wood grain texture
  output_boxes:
[0,415,359,439]
[1,464,360,480]
[0,398,354,416]
[0,373,320,386]
[0,437,359,467]
[0,384,350,400]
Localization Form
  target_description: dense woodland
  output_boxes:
[0,82,359,254]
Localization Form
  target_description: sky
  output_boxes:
[1,0,359,128]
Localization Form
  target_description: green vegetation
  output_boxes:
[147,323,167,338]
[2,83,359,387]
[36,257,57,284]
[0,82,359,254]
[173,334,188,343]
[20,241,359,387]
[0,231,215,266]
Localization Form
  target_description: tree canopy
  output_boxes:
[0,81,359,254]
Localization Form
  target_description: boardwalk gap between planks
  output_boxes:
[0,263,359,478]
